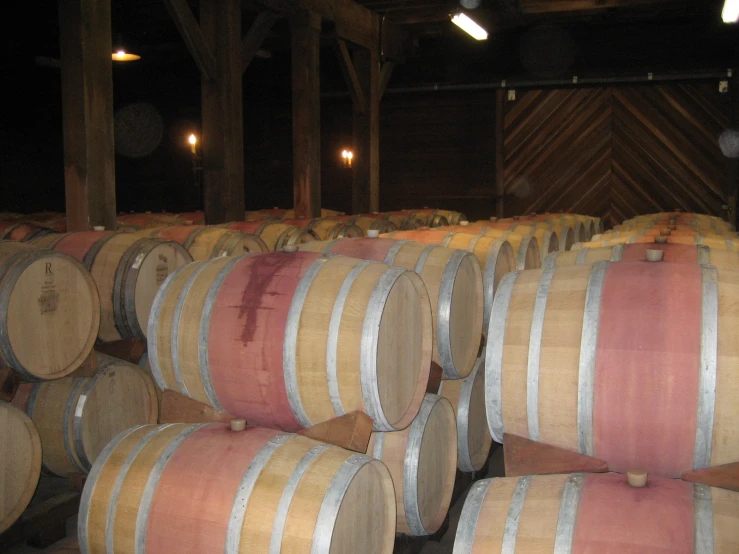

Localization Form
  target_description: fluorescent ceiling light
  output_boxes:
[451,12,488,41]
[723,0,739,23]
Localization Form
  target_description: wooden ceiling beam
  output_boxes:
[161,0,217,81]
[242,11,280,73]
[520,0,679,15]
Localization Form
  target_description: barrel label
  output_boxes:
[38,281,59,315]
[156,264,169,286]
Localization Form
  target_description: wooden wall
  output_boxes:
[502,83,732,227]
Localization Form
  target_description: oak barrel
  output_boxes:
[0,242,100,380]
[282,218,364,241]
[329,215,397,235]
[78,423,395,554]
[385,230,516,331]
[149,252,432,431]
[36,231,192,340]
[454,473,739,553]
[146,226,268,259]
[225,221,318,251]
[24,354,158,476]
[486,261,739,477]
[545,242,739,271]
[444,226,542,269]
[439,354,492,472]
[0,221,54,241]
[0,402,42,534]
[300,237,483,379]
[367,394,457,536]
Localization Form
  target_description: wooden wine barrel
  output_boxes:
[442,226,542,270]
[433,209,467,226]
[438,354,492,472]
[280,207,345,218]
[0,402,42,534]
[40,232,193,341]
[149,252,432,432]
[386,213,425,230]
[145,226,268,259]
[282,218,364,240]
[577,234,739,251]
[454,473,739,553]
[386,210,449,228]
[225,221,318,251]
[486,261,739,477]
[24,354,158,476]
[116,212,186,229]
[472,223,560,263]
[79,423,395,554]
[545,242,739,271]
[300,237,484,379]
[385,230,515,332]
[176,211,205,225]
[0,242,100,380]
[330,215,398,235]
[367,394,457,536]
[0,221,55,241]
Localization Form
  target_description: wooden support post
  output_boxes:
[379,61,396,100]
[58,0,116,231]
[352,46,380,214]
[291,13,322,219]
[495,89,506,219]
[201,0,245,224]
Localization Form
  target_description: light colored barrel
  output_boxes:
[82,233,192,340]
[332,216,397,235]
[386,213,425,230]
[545,242,739,271]
[367,394,457,536]
[149,252,432,432]
[300,237,483,379]
[308,218,364,240]
[226,221,318,251]
[78,423,395,554]
[385,229,515,333]
[116,212,186,229]
[439,354,492,472]
[148,226,268,259]
[25,354,158,476]
[486,261,739,477]
[0,402,42,534]
[444,227,541,270]
[453,473,739,553]
[0,242,100,380]
[0,221,55,242]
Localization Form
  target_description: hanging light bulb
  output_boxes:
[451,12,488,40]
[112,49,140,61]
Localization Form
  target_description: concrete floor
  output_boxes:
[4,445,505,554]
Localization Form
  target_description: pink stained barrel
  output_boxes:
[208,253,317,430]
[150,225,201,245]
[52,231,114,264]
[320,237,394,262]
[619,242,700,264]
[224,220,265,234]
[280,218,317,229]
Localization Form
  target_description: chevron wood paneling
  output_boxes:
[503,87,614,222]
[611,84,731,223]
[503,83,732,228]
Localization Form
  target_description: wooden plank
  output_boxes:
[379,61,396,100]
[333,38,367,114]
[0,492,81,550]
[253,0,377,49]
[503,433,609,477]
[42,537,79,553]
[159,389,234,424]
[352,44,380,213]
[201,0,245,224]
[241,11,280,74]
[94,338,146,365]
[426,361,443,395]
[0,367,21,402]
[67,473,87,493]
[495,89,505,219]
[298,411,373,453]
[161,0,217,81]
[682,462,739,492]
[520,0,674,14]
[58,0,116,231]
[291,12,322,219]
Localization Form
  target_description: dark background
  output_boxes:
[1,0,737,223]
